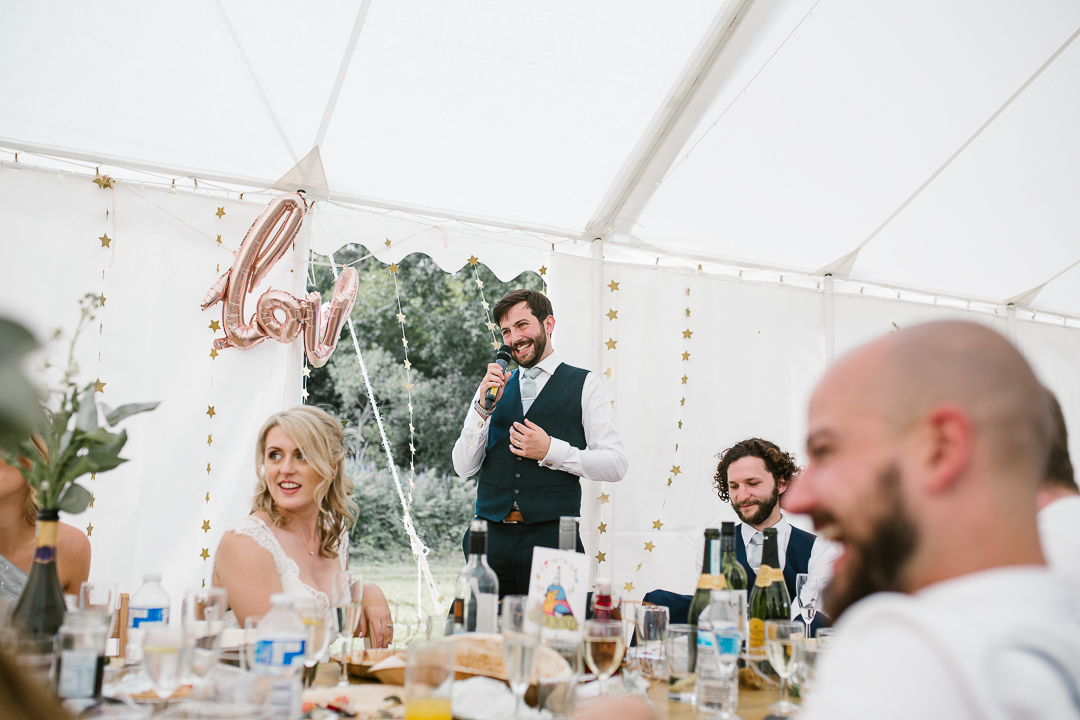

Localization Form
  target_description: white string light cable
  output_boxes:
[388,261,418,498]
[326,252,446,618]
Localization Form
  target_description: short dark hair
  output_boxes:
[493,289,552,328]
[713,438,799,503]
[1044,389,1076,491]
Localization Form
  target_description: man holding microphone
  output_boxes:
[452,289,627,596]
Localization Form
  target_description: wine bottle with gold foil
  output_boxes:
[688,528,726,670]
[747,527,790,656]
[720,522,748,591]
[12,508,67,683]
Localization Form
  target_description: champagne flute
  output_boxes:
[331,570,364,686]
[795,574,822,640]
[295,599,335,687]
[182,587,227,686]
[583,619,624,695]
[502,595,541,719]
[764,620,802,716]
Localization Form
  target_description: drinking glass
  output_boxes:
[182,588,227,685]
[502,595,541,718]
[78,581,117,614]
[331,570,364,686]
[764,620,803,715]
[795,574,822,640]
[795,642,821,700]
[241,615,263,672]
[295,599,335,687]
[704,591,745,718]
[815,627,836,647]
[635,605,668,683]
[583,619,625,696]
[141,626,192,700]
[405,640,455,720]
[664,623,695,703]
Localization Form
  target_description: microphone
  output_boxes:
[484,344,514,410]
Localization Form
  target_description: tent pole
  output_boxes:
[824,274,835,367]
[1006,303,1017,345]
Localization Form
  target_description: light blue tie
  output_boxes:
[520,367,543,414]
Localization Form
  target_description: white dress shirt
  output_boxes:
[1039,495,1080,592]
[800,567,1080,720]
[451,351,628,483]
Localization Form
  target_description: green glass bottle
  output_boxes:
[720,522,748,591]
[688,528,725,670]
[747,527,790,657]
[12,508,67,684]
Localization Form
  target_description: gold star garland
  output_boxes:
[389,262,418,498]
[202,209,222,586]
[595,270,619,582]
[466,257,502,350]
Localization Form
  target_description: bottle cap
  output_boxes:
[704,527,720,538]
[764,527,778,537]
[270,593,295,606]
[470,518,488,533]
[143,573,162,582]
[721,521,735,534]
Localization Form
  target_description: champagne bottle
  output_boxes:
[452,519,499,633]
[720,522,748,591]
[688,528,725,671]
[747,527,790,656]
[12,508,67,684]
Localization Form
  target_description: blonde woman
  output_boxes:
[213,406,393,647]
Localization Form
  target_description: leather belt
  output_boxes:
[502,510,524,523]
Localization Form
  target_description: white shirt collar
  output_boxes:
[739,511,791,546]
[528,350,562,376]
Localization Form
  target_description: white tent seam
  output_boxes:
[313,0,373,150]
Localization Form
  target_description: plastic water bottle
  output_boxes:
[254,594,307,720]
[125,573,170,665]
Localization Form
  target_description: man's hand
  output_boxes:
[510,419,551,461]
[478,362,509,409]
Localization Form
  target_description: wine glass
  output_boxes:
[502,595,541,719]
[295,599,335,687]
[764,620,803,716]
[141,626,192,701]
[182,588,227,686]
[795,574,822,640]
[331,570,364,686]
[583,619,624,695]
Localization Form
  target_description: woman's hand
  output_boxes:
[358,583,393,648]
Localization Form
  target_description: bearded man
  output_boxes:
[452,289,627,596]
[787,321,1080,720]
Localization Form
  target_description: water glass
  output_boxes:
[664,623,695,702]
[182,588,227,684]
[795,574,823,640]
[502,595,542,718]
[331,570,364,686]
[294,599,335,686]
[815,627,836,647]
[795,642,822,699]
[142,626,192,700]
[79,581,117,614]
[764,620,803,716]
[241,615,263,672]
[635,605,668,683]
[405,640,455,720]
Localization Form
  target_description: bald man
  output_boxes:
[787,321,1080,720]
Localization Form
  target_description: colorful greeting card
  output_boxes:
[526,546,589,641]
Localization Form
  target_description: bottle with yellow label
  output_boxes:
[688,528,725,671]
[747,527,790,656]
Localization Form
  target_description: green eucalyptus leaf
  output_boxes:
[81,427,118,446]
[59,428,74,455]
[104,402,160,427]
[76,387,98,432]
[84,452,127,474]
[57,483,92,514]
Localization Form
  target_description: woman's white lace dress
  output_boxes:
[220,515,347,627]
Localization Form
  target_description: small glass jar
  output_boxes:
[54,610,110,699]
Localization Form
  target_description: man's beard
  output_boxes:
[821,462,919,620]
[513,327,549,368]
[733,483,780,527]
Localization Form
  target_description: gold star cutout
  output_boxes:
[667,478,672,486]
[606,309,618,321]
[99,233,111,248]
[598,522,607,534]
[404,359,412,369]
[209,320,221,331]
[396,312,406,323]
[205,492,210,502]
[603,367,614,379]
[491,340,501,350]
[215,207,225,218]
[636,562,643,571]
[481,300,490,310]
[598,492,610,505]
[671,465,681,476]
[92,175,113,189]
[389,263,399,275]
[652,519,663,530]
[486,321,497,331]
[207,406,216,418]
[682,351,690,361]
[681,375,688,384]
[200,548,210,561]
[210,347,219,359]
[644,542,655,553]
[202,520,211,533]
[605,338,617,350]
[207,434,213,447]
[685,308,691,317]
[302,366,310,377]
[678,420,683,429]
[401,338,409,349]
[683,329,693,339]
[680,397,685,406]
[475,278,484,289]
[301,388,309,399]
[206,463,211,474]
[624,581,635,592]
[608,280,619,292]
[539,266,547,276]
[91,473,96,481]
[94,378,106,393]
[99,294,106,307]
[216,235,222,244]
[86,523,93,537]
[385,239,392,248]
[405,382,414,391]
[89,495,95,509]
[468,255,479,267]
[596,551,606,563]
